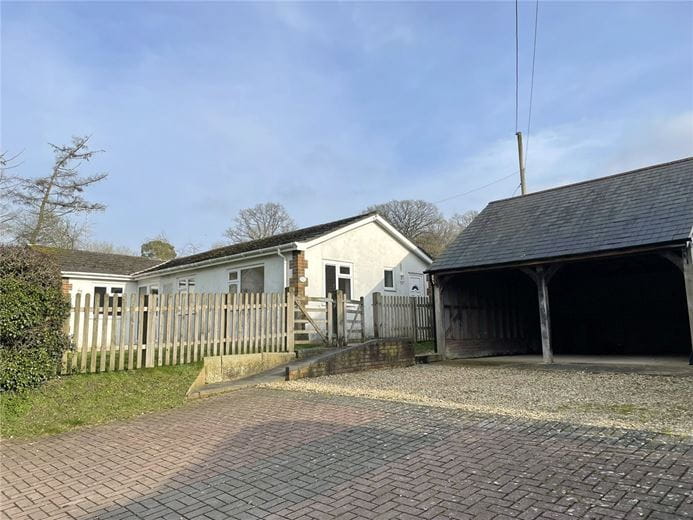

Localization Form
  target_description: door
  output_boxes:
[408,273,424,296]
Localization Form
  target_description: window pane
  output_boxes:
[339,266,350,275]
[338,277,351,300]
[228,271,238,281]
[150,287,159,295]
[178,280,187,289]
[241,266,264,293]
[228,283,238,293]
[325,265,336,297]
[187,279,195,287]
[384,270,394,288]
[111,287,123,294]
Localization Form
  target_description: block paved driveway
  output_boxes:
[2,388,692,520]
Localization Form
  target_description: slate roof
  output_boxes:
[143,212,378,273]
[429,157,693,273]
[33,246,163,275]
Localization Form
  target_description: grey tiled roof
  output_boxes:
[33,246,162,275]
[429,157,693,272]
[143,212,378,273]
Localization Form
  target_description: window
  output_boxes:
[325,262,352,299]
[110,287,123,314]
[95,286,108,311]
[241,266,264,293]
[384,269,395,291]
[178,278,195,294]
[228,266,265,294]
[228,270,239,293]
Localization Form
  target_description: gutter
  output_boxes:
[133,243,300,280]
[61,271,133,282]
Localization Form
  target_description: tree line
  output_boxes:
[1,135,476,260]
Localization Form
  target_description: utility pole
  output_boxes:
[516,131,527,195]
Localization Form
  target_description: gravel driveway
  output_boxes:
[265,362,693,436]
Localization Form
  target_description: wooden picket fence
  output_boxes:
[372,292,433,341]
[61,291,294,374]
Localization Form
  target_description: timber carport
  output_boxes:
[427,157,693,364]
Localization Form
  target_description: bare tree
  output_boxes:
[449,210,478,230]
[224,202,296,244]
[10,211,91,249]
[416,210,479,258]
[367,199,478,258]
[12,136,107,245]
[366,200,442,240]
[0,151,22,237]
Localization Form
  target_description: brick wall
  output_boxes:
[286,339,414,381]
[288,250,308,297]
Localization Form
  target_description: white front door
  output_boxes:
[408,273,424,296]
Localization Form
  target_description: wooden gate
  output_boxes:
[293,291,365,347]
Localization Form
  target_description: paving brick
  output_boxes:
[1,388,692,520]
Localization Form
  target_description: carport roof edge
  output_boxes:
[429,156,693,273]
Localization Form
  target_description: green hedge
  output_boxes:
[0,246,70,392]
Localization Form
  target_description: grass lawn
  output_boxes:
[0,363,202,439]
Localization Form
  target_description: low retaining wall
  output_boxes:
[286,339,414,381]
[205,352,295,384]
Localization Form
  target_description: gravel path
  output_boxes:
[264,363,693,436]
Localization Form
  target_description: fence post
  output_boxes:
[410,296,418,343]
[360,296,366,343]
[145,294,157,368]
[372,292,381,338]
[327,294,334,346]
[336,290,346,346]
[286,290,295,352]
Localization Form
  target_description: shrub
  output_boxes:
[0,246,70,392]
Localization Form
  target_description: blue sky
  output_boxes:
[2,1,692,252]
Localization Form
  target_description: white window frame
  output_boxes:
[177,278,196,295]
[227,264,265,294]
[383,268,396,292]
[324,261,353,299]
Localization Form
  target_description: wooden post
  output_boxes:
[360,296,366,343]
[336,290,346,346]
[71,293,81,373]
[683,243,693,364]
[145,294,156,368]
[536,266,553,364]
[410,296,418,342]
[91,293,101,373]
[80,293,91,372]
[516,131,526,195]
[286,290,295,352]
[327,294,334,346]
[372,292,381,338]
[433,280,446,358]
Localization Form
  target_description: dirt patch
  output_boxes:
[263,363,693,436]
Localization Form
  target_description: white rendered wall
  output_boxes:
[135,254,286,296]
[303,220,431,337]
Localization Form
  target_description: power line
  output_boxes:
[524,0,540,167]
[515,0,520,133]
[434,171,518,204]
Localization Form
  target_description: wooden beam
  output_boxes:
[683,243,693,364]
[433,278,446,359]
[659,250,684,273]
[536,266,554,364]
